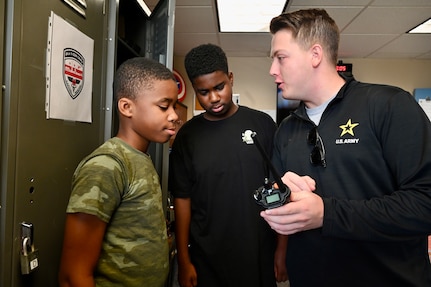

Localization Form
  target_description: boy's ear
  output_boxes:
[117,98,133,117]
[228,72,234,86]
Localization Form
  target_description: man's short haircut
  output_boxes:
[184,43,229,82]
[270,9,340,66]
[113,57,175,102]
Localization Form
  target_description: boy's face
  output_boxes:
[192,70,236,121]
[130,79,179,145]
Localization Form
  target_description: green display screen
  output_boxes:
[266,193,280,204]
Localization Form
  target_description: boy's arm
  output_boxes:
[58,213,107,287]
[274,234,288,282]
[174,197,197,287]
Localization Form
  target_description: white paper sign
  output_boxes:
[419,99,431,122]
[46,11,94,123]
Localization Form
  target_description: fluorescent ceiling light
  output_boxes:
[137,0,152,17]
[408,18,431,33]
[216,0,287,32]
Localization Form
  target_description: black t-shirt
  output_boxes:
[170,106,278,287]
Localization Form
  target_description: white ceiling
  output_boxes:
[173,0,431,59]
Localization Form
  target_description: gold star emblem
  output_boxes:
[339,119,359,137]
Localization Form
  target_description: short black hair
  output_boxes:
[184,43,229,81]
[113,57,175,101]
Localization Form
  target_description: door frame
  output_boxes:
[0,0,19,284]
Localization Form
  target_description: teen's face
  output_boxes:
[269,29,312,101]
[132,79,179,144]
[192,70,236,121]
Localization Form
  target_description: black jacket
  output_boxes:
[273,79,431,286]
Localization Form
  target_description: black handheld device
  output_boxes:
[242,130,290,209]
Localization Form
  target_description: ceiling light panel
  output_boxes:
[217,0,286,32]
[408,18,431,33]
[137,0,152,17]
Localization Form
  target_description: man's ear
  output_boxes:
[310,44,323,68]
[117,98,133,118]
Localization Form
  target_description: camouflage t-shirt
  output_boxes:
[67,137,169,287]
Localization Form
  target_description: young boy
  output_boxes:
[58,57,179,287]
[169,43,279,287]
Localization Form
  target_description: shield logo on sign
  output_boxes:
[63,48,84,99]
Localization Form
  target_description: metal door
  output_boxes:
[145,0,176,215]
[0,0,6,283]
[0,0,109,286]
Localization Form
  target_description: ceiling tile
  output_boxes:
[219,33,272,57]
[343,7,431,34]
[173,0,431,58]
[339,34,399,58]
[371,0,431,7]
[375,34,431,55]
[174,6,217,33]
[175,0,212,6]
[174,33,220,55]
[288,0,370,6]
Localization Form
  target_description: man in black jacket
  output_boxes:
[261,8,431,287]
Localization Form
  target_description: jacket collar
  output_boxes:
[291,77,357,121]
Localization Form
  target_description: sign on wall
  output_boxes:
[45,11,94,123]
[414,88,431,122]
[173,70,186,102]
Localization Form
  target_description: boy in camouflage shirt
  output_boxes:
[59,57,179,287]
